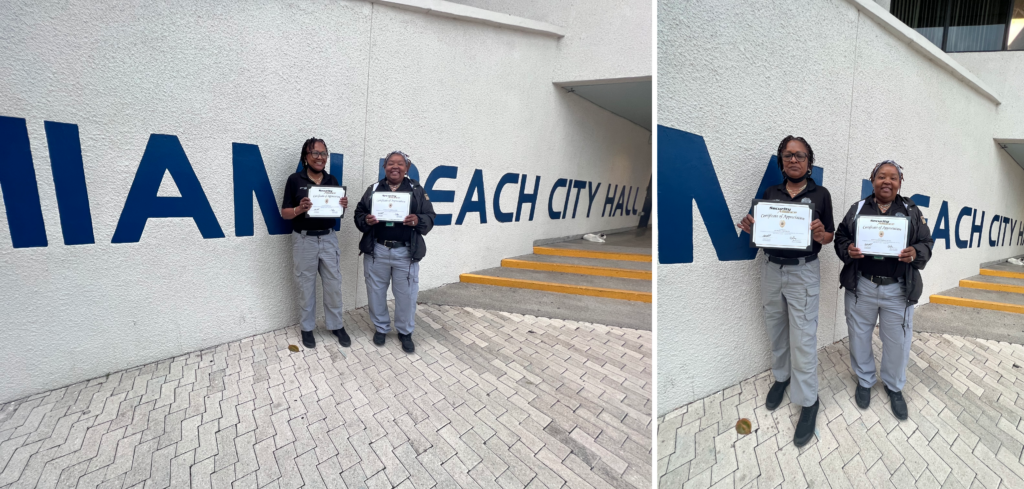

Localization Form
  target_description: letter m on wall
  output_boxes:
[658,125,816,264]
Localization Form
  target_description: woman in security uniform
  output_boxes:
[834,160,933,421]
[353,151,435,354]
[737,136,834,448]
[281,137,349,349]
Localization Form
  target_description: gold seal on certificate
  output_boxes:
[855,216,909,257]
[308,186,346,218]
[749,200,814,250]
[371,191,412,222]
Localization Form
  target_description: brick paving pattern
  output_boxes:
[659,331,1024,489]
[0,304,652,488]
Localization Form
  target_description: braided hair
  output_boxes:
[776,135,815,176]
[299,137,328,170]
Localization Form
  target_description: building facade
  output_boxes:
[658,0,1024,414]
[0,0,652,403]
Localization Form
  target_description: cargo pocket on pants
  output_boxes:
[804,285,821,323]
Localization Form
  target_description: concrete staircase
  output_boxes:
[460,245,652,303]
[930,263,1024,314]
[416,229,652,330]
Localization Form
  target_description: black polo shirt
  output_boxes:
[281,170,340,231]
[373,180,414,243]
[759,178,835,259]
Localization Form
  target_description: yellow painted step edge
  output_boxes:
[960,279,1024,294]
[930,295,1024,314]
[533,246,651,263]
[980,269,1024,280]
[501,258,652,280]
[460,273,652,303]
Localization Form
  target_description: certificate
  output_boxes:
[855,215,909,257]
[307,186,346,218]
[371,192,412,222]
[749,200,814,251]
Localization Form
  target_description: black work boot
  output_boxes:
[373,332,386,346]
[398,333,415,353]
[855,385,871,409]
[301,330,315,348]
[765,378,790,411]
[333,328,351,348]
[793,398,819,447]
[885,386,908,420]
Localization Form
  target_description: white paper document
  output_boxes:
[750,201,813,250]
[855,216,909,257]
[307,186,345,218]
[371,192,412,222]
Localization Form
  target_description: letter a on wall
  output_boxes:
[112,135,225,243]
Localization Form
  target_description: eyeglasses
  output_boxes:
[782,152,808,162]
[308,151,328,158]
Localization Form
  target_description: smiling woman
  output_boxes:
[735,135,836,448]
[281,137,350,349]
[833,160,935,421]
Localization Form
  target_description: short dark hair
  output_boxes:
[299,137,328,169]
[776,135,815,172]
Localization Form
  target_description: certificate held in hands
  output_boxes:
[749,200,814,251]
[371,192,412,222]
[855,216,909,257]
[308,186,346,218]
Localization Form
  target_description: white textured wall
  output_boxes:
[658,0,1024,415]
[951,52,1024,140]
[554,0,652,82]
[0,0,651,403]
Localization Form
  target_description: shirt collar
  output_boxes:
[868,194,905,212]
[299,170,330,184]
[775,177,817,197]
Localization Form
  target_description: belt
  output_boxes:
[767,254,818,266]
[861,271,900,286]
[296,229,331,236]
[376,238,409,248]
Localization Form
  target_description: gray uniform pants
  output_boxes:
[845,275,915,392]
[364,242,419,335]
[761,257,820,407]
[292,230,344,332]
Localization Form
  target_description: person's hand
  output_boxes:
[339,197,348,209]
[811,219,827,244]
[296,197,312,214]
[366,214,378,225]
[737,214,754,234]
[898,246,917,263]
[404,214,418,227]
[848,243,864,259]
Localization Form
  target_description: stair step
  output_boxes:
[501,258,651,280]
[460,274,651,302]
[980,268,1024,280]
[506,253,651,271]
[930,295,1024,315]
[533,246,651,263]
[459,267,650,302]
[960,279,1024,294]
[929,286,1024,315]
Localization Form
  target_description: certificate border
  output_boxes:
[371,191,414,222]
[748,199,815,252]
[307,185,347,218]
[855,214,910,258]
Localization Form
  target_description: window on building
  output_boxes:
[891,0,1024,52]
[1010,0,1024,50]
